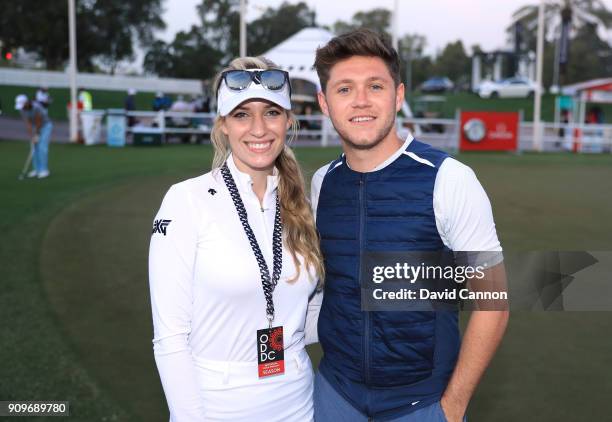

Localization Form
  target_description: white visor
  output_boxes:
[217,69,291,116]
[15,94,28,110]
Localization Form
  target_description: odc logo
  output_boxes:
[463,118,486,143]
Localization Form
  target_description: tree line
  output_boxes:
[1,0,611,89]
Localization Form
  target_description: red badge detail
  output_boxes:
[269,327,283,351]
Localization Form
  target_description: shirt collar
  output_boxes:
[225,153,279,196]
[372,133,414,171]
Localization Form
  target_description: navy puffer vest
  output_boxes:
[316,139,460,418]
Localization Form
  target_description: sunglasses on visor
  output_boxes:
[218,69,292,96]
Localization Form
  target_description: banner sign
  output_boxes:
[106,109,126,147]
[459,111,520,152]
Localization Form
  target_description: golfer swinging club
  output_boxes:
[15,94,53,179]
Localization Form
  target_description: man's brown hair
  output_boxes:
[314,28,401,93]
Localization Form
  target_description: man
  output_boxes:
[78,88,93,111]
[309,29,509,421]
[35,86,52,108]
[152,91,166,112]
[15,94,53,179]
[124,88,137,127]
[169,95,194,143]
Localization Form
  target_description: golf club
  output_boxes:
[17,142,34,180]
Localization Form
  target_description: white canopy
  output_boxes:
[262,27,334,90]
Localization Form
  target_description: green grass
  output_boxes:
[1,141,612,421]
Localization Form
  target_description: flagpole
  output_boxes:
[68,0,78,142]
[533,0,545,151]
[392,0,399,51]
[240,0,247,57]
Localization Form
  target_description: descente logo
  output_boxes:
[152,219,172,236]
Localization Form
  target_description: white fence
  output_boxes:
[397,117,612,153]
[0,68,202,94]
[84,110,612,153]
[519,122,612,153]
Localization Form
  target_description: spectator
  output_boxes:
[190,95,206,130]
[162,93,173,110]
[76,88,94,143]
[78,88,93,111]
[587,106,603,124]
[169,95,193,143]
[300,104,313,130]
[125,88,137,127]
[191,94,204,113]
[35,86,52,108]
[153,91,167,111]
[169,95,192,126]
[201,95,211,113]
[558,108,570,141]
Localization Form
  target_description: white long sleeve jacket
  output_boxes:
[149,156,318,421]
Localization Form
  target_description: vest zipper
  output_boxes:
[359,175,371,387]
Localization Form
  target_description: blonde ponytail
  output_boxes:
[276,146,325,284]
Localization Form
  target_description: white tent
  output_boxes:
[262,27,334,91]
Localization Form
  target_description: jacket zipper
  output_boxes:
[359,175,371,387]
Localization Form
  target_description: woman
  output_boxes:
[148,56,324,422]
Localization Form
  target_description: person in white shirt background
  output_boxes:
[35,86,52,108]
[148,56,324,422]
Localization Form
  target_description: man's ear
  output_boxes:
[317,91,330,117]
[395,82,405,113]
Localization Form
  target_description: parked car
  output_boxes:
[420,77,454,93]
[476,77,538,99]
